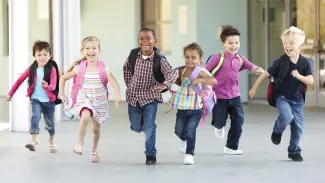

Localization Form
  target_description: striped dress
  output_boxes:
[168,68,203,110]
[74,65,111,123]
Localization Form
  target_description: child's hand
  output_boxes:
[41,80,48,87]
[291,70,300,78]
[115,100,120,108]
[115,95,121,108]
[59,94,68,105]
[256,67,265,75]
[6,95,12,101]
[249,88,256,99]
[152,84,168,93]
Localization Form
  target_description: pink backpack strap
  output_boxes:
[97,60,109,98]
[70,60,87,109]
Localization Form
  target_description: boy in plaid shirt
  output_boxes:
[123,28,178,165]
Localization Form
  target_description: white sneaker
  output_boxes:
[179,140,187,154]
[214,127,225,140]
[223,146,243,155]
[184,154,194,165]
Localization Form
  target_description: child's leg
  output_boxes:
[91,120,100,152]
[91,120,100,163]
[142,102,158,158]
[175,110,188,141]
[175,110,189,154]
[43,102,56,153]
[74,108,92,154]
[211,99,229,129]
[128,103,144,133]
[273,97,294,134]
[26,99,42,151]
[226,97,244,151]
[288,101,304,155]
[185,109,203,155]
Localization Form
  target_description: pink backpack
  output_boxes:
[69,60,108,109]
[169,65,217,127]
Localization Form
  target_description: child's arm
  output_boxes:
[251,65,265,75]
[175,69,182,86]
[59,69,76,104]
[191,68,217,86]
[42,67,57,91]
[107,73,121,108]
[123,59,132,87]
[240,55,264,75]
[291,71,314,86]
[7,68,29,101]
[248,71,270,99]
[153,60,178,93]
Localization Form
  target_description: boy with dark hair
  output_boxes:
[205,26,264,155]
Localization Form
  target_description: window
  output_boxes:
[142,0,172,55]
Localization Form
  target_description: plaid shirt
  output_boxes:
[123,51,178,107]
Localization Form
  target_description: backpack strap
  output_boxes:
[43,60,54,84]
[152,48,164,83]
[209,51,244,76]
[128,47,141,75]
[210,52,224,76]
[49,59,63,105]
[299,56,308,101]
[28,61,38,87]
[190,66,203,94]
[189,66,208,127]
[70,61,87,109]
[299,56,308,76]
[98,60,109,98]
[274,54,290,91]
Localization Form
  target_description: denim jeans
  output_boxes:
[30,99,55,136]
[175,109,203,155]
[128,101,158,157]
[211,96,244,150]
[274,96,304,154]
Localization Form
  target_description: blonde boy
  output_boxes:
[249,26,314,162]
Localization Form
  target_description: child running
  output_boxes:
[169,42,217,165]
[59,36,121,163]
[7,40,60,153]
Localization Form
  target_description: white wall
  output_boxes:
[80,0,141,101]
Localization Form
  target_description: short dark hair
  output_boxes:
[138,28,156,39]
[220,26,241,43]
[32,40,51,56]
[183,42,204,58]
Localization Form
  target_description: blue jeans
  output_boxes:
[211,96,244,150]
[175,109,203,155]
[274,96,304,154]
[128,102,158,157]
[30,99,55,136]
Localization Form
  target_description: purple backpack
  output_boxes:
[169,65,217,127]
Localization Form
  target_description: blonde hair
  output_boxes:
[66,36,101,72]
[281,26,306,45]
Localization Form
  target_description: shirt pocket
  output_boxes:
[231,60,241,72]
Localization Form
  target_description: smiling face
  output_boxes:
[282,34,304,57]
[34,49,51,67]
[222,35,240,55]
[184,49,202,68]
[82,40,100,61]
[138,30,157,56]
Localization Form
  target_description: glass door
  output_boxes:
[295,0,325,107]
[316,0,325,107]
